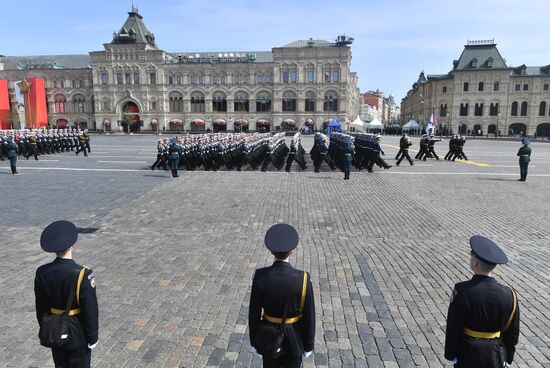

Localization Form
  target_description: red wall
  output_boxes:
[25,77,48,128]
[0,80,9,129]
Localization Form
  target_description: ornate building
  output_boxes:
[401,40,550,137]
[0,7,360,132]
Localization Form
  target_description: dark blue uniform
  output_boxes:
[342,143,354,180]
[517,144,531,181]
[249,261,315,367]
[168,142,182,177]
[6,140,18,174]
[35,258,99,367]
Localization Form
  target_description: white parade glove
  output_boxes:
[302,351,312,359]
[447,358,457,365]
[87,340,98,349]
[503,363,511,368]
[250,347,262,358]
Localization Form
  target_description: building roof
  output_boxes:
[281,39,335,48]
[427,73,452,81]
[1,55,91,70]
[165,50,273,63]
[111,7,157,48]
[453,40,507,70]
[510,64,550,76]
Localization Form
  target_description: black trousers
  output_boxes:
[263,355,302,368]
[52,346,91,368]
[396,150,413,165]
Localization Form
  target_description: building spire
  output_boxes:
[131,2,138,14]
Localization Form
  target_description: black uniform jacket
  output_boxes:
[35,258,99,346]
[445,275,520,366]
[249,261,315,356]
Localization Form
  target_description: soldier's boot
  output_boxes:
[11,166,16,174]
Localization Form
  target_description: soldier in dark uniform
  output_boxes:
[151,139,168,171]
[75,131,88,157]
[26,132,39,160]
[35,220,99,368]
[168,138,183,177]
[6,136,19,175]
[249,224,315,368]
[517,138,531,182]
[396,134,414,166]
[83,130,91,153]
[444,235,519,368]
[342,136,354,180]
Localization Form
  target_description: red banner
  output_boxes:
[20,77,48,128]
[0,80,9,129]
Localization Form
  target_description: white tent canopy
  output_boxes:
[403,119,421,129]
[366,117,383,128]
[350,115,365,130]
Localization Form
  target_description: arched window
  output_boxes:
[323,92,338,112]
[169,92,183,112]
[190,92,205,113]
[489,103,499,116]
[305,92,315,112]
[72,94,86,113]
[474,103,483,116]
[175,74,182,85]
[539,102,546,116]
[460,103,469,116]
[463,82,469,92]
[511,101,518,116]
[256,93,271,112]
[520,102,528,116]
[439,104,448,117]
[234,92,249,112]
[212,92,227,112]
[282,91,297,112]
[54,95,66,113]
[442,86,447,93]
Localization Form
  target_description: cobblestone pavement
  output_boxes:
[1,135,549,367]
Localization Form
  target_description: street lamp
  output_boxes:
[496,113,500,138]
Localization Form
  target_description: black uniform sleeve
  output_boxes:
[79,268,99,344]
[444,286,464,361]
[301,272,316,352]
[34,272,48,325]
[502,290,520,364]
[248,272,262,347]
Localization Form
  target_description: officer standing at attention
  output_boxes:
[342,136,354,180]
[6,135,19,175]
[35,220,99,368]
[168,138,182,178]
[517,138,531,182]
[445,235,519,368]
[249,224,315,368]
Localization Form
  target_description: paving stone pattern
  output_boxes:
[0,136,549,367]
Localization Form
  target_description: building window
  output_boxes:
[282,71,289,83]
[544,83,549,91]
[442,86,447,93]
[489,103,499,116]
[133,72,140,85]
[305,92,315,112]
[234,93,249,112]
[79,79,85,88]
[257,74,263,84]
[539,102,547,116]
[212,93,227,112]
[332,70,339,82]
[125,73,131,84]
[191,93,205,113]
[116,73,123,84]
[265,74,271,83]
[169,93,183,112]
[54,95,66,113]
[72,80,77,89]
[324,70,331,83]
[478,82,484,91]
[282,92,297,112]
[60,80,64,88]
[290,71,297,83]
[175,75,182,85]
[515,84,520,91]
[168,76,174,85]
[256,93,271,112]
[463,82,469,92]
[233,75,240,85]
[460,103,469,116]
[211,75,218,85]
[100,73,108,85]
[474,103,483,116]
[150,101,157,111]
[242,74,248,84]
[53,80,58,88]
[149,72,156,85]
[493,81,499,91]
[220,75,226,85]
[323,93,338,112]
[72,95,86,113]
[440,104,448,117]
[191,75,199,85]
[523,84,528,91]
[511,102,518,116]
[520,101,528,116]
[307,70,314,83]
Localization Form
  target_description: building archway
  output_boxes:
[536,123,550,139]
[121,101,140,133]
[473,124,482,136]
[509,123,527,137]
[458,123,467,135]
[488,124,497,135]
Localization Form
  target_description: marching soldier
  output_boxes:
[517,138,531,182]
[151,139,168,171]
[35,220,99,368]
[425,135,440,160]
[83,130,91,153]
[75,131,88,157]
[26,132,39,160]
[445,235,519,368]
[249,224,315,368]
[396,133,414,166]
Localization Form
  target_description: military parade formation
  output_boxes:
[1,128,91,174]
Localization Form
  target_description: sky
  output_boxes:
[1,0,548,101]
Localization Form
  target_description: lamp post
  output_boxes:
[496,113,500,138]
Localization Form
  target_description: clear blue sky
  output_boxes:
[2,0,548,101]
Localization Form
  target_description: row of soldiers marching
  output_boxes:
[395,133,468,164]
[0,128,91,161]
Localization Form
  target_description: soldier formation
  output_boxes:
[1,128,91,174]
[444,134,468,161]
